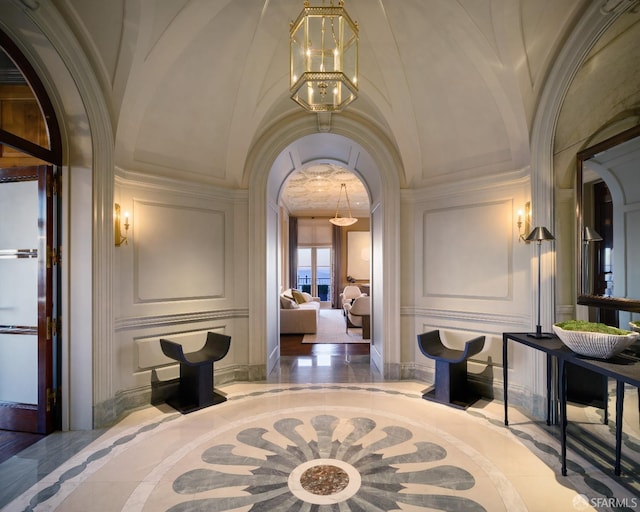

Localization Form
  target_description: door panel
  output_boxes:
[0,166,55,433]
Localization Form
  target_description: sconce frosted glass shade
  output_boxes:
[525,226,555,242]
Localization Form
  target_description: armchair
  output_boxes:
[340,285,365,311]
[344,295,370,339]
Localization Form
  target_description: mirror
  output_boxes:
[577,124,640,319]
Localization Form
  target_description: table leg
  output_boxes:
[615,380,624,476]
[546,354,552,426]
[559,357,568,476]
[503,334,509,426]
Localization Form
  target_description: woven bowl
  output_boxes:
[553,324,638,359]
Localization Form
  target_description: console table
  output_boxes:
[503,332,640,476]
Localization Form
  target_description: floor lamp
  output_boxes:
[526,226,555,338]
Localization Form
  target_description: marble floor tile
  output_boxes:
[1,357,639,511]
[1,381,639,511]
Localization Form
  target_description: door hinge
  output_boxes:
[47,246,59,268]
[46,387,57,412]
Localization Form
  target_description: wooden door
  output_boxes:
[0,165,57,433]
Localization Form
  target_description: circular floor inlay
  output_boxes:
[300,464,349,495]
[289,458,362,505]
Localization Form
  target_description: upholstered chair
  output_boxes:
[344,295,370,339]
[340,285,365,311]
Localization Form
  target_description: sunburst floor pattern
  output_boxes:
[3,382,639,511]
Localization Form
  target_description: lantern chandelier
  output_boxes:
[290,0,359,112]
[329,183,358,226]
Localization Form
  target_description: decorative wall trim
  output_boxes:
[403,307,528,328]
[422,200,513,301]
[407,362,546,419]
[404,172,530,205]
[115,168,249,203]
[556,304,576,321]
[115,308,249,331]
[93,363,265,428]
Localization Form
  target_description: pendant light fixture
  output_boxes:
[329,183,358,226]
[290,0,359,112]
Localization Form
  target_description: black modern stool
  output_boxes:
[417,330,485,409]
[160,331,231,414]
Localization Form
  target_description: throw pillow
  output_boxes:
[291,289,306,304]
[280,296,298,309]
[301,292,313,302]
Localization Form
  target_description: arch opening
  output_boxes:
[247,118,402,383]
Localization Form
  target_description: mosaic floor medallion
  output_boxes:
[168,413,487,511]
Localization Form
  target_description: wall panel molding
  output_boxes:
[114,308,248,331]
[403,306,527,328]
[133,200,227,302]
[423,200,513,300]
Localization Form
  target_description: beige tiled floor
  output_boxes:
[3,381,639,511]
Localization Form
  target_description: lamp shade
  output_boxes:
[525,226,554,242]
[584,226,603,242]
[329,182,358,226]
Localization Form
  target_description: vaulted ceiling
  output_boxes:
[49,0,593,212]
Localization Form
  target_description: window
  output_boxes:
[297,247,332,301]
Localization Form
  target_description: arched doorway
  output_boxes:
[245,115,403,382]
[0,29,62,434]
[1,3,114,430]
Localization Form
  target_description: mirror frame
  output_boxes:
[576,124,640,313]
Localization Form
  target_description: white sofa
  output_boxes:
[280,289,321,334]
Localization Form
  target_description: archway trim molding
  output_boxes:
[529,1,630,397]
[245,111,403,378]
[3,0,115,429]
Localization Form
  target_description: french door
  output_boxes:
[297,247,332,301]
[0,166,57,434]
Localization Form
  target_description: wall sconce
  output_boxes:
[114,203,129,247]
[517,201,531,242]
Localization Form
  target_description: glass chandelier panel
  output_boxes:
[290,1,358,112]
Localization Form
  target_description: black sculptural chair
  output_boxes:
[160,331,231,414]
[417,330,485,409]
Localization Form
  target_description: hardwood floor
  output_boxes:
[280,333,370,356]
[0,430,45,464]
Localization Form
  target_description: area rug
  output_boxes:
[302,309,369,343]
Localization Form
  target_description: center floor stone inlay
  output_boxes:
[168,413,487,511]
[300,464,349,495]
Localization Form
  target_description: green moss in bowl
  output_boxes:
[553,320,638,358]
[554,320,631,335]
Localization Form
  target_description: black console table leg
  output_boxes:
[559,358,568,476]
[615,380,624,476]
[546,354,552,425]
[503,335,508,426]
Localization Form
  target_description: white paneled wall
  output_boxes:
[134,202,226,301]
[402,175,545,411]
[113,172,249,405]
[423,201,512,299]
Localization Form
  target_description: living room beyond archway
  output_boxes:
[262,129,396,379]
